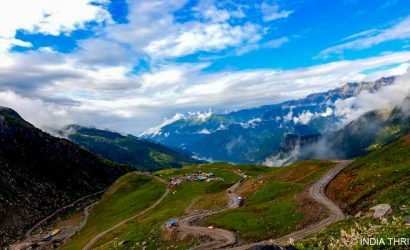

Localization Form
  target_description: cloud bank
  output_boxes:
[0,0,409,136]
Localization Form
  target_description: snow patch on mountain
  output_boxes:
[198,128,212,134]
[240,118,262,128]
[141,113,185,136]
[188,110,213,122]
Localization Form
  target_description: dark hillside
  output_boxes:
[65,125,200,171]
[0,107,129,246]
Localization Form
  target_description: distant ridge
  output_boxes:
[142,77,395,163]
[62,125,201,171]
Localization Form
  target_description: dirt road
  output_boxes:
[82,174,170,250]
[231,160,351,249]
[10,190,105,250]
[170,178,243,250]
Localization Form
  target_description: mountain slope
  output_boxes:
[0,107,129,246]
[327,133,410,214]
[328,100,410,158]
[293,97,410,161]
[64,126,199,171]
[297,134,410,249]
[143,77,395,163]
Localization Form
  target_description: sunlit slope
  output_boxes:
[62,173,166,250]
[205,160,335,242]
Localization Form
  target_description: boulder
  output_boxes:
[404,216,410,225]
[369,204,392,218]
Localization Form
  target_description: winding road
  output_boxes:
[12,161,350,250]
[168,178,243,250]
[10,190,105,250]
[169,161,350,250]
[83,174,170,250]
[231,160,351,249]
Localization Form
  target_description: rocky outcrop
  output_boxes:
[369,204,392,219]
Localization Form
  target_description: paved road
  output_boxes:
[170,178,243,250]
[83,174,170,250]
[231,160,351,250]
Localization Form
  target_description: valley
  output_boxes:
[3,76,410,250]
[53,160,355,249]
[2,2,410,249]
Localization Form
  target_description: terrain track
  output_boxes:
[231,160,351,249]
[83,173,170,250]
[169,178,243,249]
[10,190,105,250]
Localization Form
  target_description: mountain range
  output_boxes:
[142,77,395,164]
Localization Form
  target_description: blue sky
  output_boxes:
[0,0,409,133]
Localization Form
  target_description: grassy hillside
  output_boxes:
[62,173,166,249]
[327,134,410,214]
[204,160,335,242]
[71,163,249,249]
[66,126,200,171]
[66,161,340,249]
[298,134,410,249]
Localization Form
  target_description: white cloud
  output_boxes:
[319,16,410,57]
[145,22,261,58]
[0,0,409,135]
[320,107,334,117]
[292,108,334,125]
[262,36,289,48]
[74,39,134,66]
[261,2,293,22]
[293,110,314,124]
[105,0,263,59]
[0,90,74,129]
[335,68,410,124]
[1,46,409,134]
[0,0,111,51]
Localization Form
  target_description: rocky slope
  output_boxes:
[0,107,129,246]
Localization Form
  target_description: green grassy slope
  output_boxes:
[62,173,166,250]
[327,134,410,214]
[65,161,339,249]
[66,125,199,171]
[84,163,249,249]
[299,134,410,249]
[204,160,335,242]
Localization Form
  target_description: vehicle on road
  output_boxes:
[51,229,61,236]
